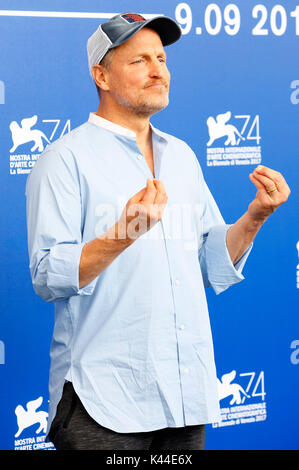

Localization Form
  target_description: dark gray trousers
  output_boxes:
[49,382,205,450]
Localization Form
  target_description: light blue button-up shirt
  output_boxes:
[25,112,251,435]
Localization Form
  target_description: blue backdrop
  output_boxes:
[0,0,298,450]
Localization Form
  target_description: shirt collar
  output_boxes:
[88,112,137,139]
[88,112,167,142]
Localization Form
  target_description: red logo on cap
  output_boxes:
[122,13,146,23]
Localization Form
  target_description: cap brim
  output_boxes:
[111,15,182,50]
[144,16,182,46]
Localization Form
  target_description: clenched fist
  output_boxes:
[116,178,168,241]
[248,165,291,222]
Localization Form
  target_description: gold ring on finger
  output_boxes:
[267,186,278,194]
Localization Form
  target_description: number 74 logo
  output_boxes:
[217,370,266,405]
[206,112,261,147]
[234,115,261,145]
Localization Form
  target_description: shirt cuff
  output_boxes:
[203,224,252,295]
[46,242,97,300]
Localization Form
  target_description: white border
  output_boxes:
[0,10,160,19]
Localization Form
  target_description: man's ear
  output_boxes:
[92,65,110,92]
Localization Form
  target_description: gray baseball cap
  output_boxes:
[87,12,182,75]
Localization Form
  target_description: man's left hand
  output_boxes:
[248,165,291,222]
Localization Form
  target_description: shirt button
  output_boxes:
[183,368,189,374]
[179,324,185,330]
[137,155,143,160]
[175,279,180,286]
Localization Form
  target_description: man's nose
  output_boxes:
[148,59,164,77]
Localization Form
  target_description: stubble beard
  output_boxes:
[114,87,169,118]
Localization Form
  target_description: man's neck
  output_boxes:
[95,103,152,150]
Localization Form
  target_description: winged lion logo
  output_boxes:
[9,115,50,153]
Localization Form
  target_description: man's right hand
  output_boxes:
[79,179,168,288]
[116,178,168,242]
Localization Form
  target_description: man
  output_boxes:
[25,13,290,450]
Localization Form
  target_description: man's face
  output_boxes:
[104,27,171,117]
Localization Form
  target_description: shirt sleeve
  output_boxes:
[195,157,252,295]
[25,145,97,303]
